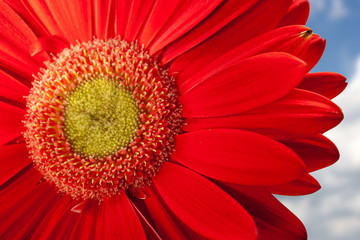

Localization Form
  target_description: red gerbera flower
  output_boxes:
[0,0,346,239]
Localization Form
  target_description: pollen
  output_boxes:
[65,78,140,158]
[24,38,183,200]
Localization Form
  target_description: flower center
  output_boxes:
[24,38,182,200]
[65,78,140,158]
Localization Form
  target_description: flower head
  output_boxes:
[24,38,182,200]
[0,0,346,239]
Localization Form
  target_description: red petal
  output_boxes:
[222,25,313,63]
[130,201,162,240]
[3,1,57,64]
[44,0,92,43]
[0,167,59,239]
[268,173,321,196]
[0,133,22,147]
[23,0,67,38]
[222,184,307,240]
[138,0,182,46]
[298,34,325,72]
[0,167,42,219]
[114,0,132,37]
[49,209,81,240]
[284,134,340,172]
[0,70,29,103]
[144,187,189,240]
[0,41,40,78]
[153,162,258,239]
[69,200,99,240]
[30,35,70,56]
[144,0,223,55]
[185,89,343,140]
[278,0,310,27]
[175,25,312,91]
[95,194,147,239]
[160,0,258,64]
[0,144,31,185]
[4,0,48,36]
[122,0,155,42]
[93,0,115,39]
[4,0,66,62]
[0,1,39,55]
[0,1,41,77]
[298,72,347,99]
[0,101,25,141]
[169,0,292,78]
[172,129,305,185]
[31,195,77,240]
[180,52,306,117]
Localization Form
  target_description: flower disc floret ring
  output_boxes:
[24,38,183,200]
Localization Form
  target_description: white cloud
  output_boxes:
[329,0,349,20]
[279,54,360,240]
[309,0,349,20]
[279,175,360,239]
[310,0,326,12]
[326,216,360,238]
[326,55,360,170]
[279,197,310,222]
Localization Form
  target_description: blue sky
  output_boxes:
[307,0,360,76]
[279,1,360,240]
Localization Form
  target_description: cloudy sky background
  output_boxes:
[279,1,360,239]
